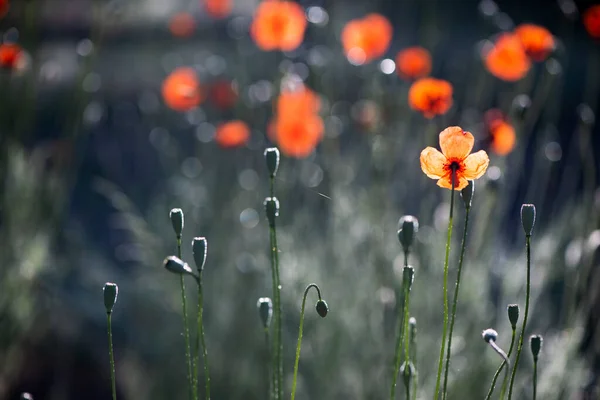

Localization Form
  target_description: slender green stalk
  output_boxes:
[433,177,456,400]
[177,238,194,400]
[265,329,273,400]
[488,340,510,380]
[532,359,537,400]
[411,344,418,400]
[442,206,471,398]
[107,312,117,400]
[290,284,323,400]
[507,236,532,400]
[195,278,211,399]
[405,377,411,400]
[390,252,410,400]
[487,328,516,400]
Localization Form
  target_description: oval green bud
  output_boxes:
[402,265,415,290]
[264,197,280,227]
[264,147,280,178]
[192,237,207,272]
[103,282,118,314]
[507,304,519,329]
[169,208,184,238]
[482,328,498,343]
[163,255,194,276]
[257,297,273,328]
[316,299,329,318]
[461,180,474,209]
[400,361,414,387]
[530,334,543,361]
[520,204,536,236]
[397,215,419,254]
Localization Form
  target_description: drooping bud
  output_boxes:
[192,237,207,272]
[400,361,414,388]
[169,208,184,238]
[402,265,415,290]
[264,197,280,227]
[163,255,194,276]
[103,282,118,314]
[461,180,474,209]
[257,297,273,329]
[482,328,498,343]
[316,299,329,318]
[397,215,419,254]
[520,204,536,236]
[507,304,519,329]
[530,334,543,361]
[264,147,280,178]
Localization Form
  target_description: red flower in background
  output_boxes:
[341,14,393,65]
[162,68,204,112]
[0,0,9,19]
[209,80,238,110]
[250,0,307,52]
[396,47,432,81]
[215,120,250,148]
[0,43,23,70]
[484,33,531,81]
[584,5,600,39]
[169,13,196,38]
[408,78,453,118]
[484,109,516,156]
[204,0,232,19]
[514,24,555,62]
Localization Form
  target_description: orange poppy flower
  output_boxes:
[215,120,250,148]
[161,67,203,112]
[408,78,453,118]
[209,80,238,110]
[276,85,320,117]
[272,113,324,158]
[204,0,232,19]
[250,0,307,52]
[396,47,432,80]
[169,13,196,38]
[514,24,555,62]
[420,126,490,190]
[0,43,22,69]
[583,5,600,39]
[484,109,516,156]
[0,0,8,19]
[341,13,393,65]
[484,33,531,81]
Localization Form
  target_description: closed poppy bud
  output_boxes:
[520,204,536,236]
[400,361,414,387]
[103,282,118,314]
[192,237,207,272]
[169,208,184,238]
[530,334,543,361]
[461,180,474,209]
[20,393,33,400]
[409,317,417,341]
[164,255,194,276]
[507,304,519,329]
[257,297,273,328]
[264,197,280,227]
[264,147,280,178]
[482,328,498,343]
[397,215,419,254]
[316,299,328,318]
[402,265,415,290]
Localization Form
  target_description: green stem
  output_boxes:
[488,328,516,400]
[107,312,117,400]
[390,252,410,400]
[290,284,323,400]
[433,179,456,400]
[507,235,532,400]
[196,278,211,399]
[265,329,273,400]
[442,206,471,398]
[178,238,194,400]
[405,376,411,400]
[532,360,537,400]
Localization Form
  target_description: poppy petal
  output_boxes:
[420,147,447,179]
[439,126,474,160]
[437,173,468,190]
[462,150,490,179]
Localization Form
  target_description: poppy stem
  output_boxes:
[106,311,117,400]
[442,201,471,399]
[487,326,517,400]
[195,276,211,400]
[389,252,410,400]
[177,237,195,400]
[507,235,532,400]
[433,169,456,400]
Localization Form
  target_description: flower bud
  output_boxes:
[461,180,474,209]
[402,265,415,290]
[520,204,536,236]
[316,299,329,318]
[192,237,207,272]
[482,328,498,343]
[264,147,280,178]
[400,361,414,388]
[257,297,273,329]
[103,282,118,314]
[164,255,194,276]
[507,304,519,329]
[397,215,419,254]
[264,197,280,227]
[169,208,184,238]
[20,394,33,400]
[530,334,543,361]
[409,317,417,341]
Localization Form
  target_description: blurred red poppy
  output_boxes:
[209,80,238,110]
[341,13,392,65]
[0,43,23,70]
[408,78,453,118]
[583,5,600,39]
[250,0,307,52]
[514,24,555,62]
[484,34,531,81]
[484,109,516,156]
[169,13,196,38]
[0,0,8,19]
[396,47,432,80]
[161,68,204,112]
[204,0,232,19]
[215,120,250,148]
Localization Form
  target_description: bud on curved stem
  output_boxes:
[482,328,510,390]
[163,256,200,284]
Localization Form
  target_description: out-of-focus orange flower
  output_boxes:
[420,126,490,190]
[514,24,555,62]
[484,33,531,81]
[484,109,516,156]
[162,67,203,112]
[204,0,232,19]
[169,13,196,38]
[0,43,22,69]
[408,78,453,118]
[276,85,320,116]
[0,0,9,19]
[250,0,307,52]
[583,5,600,39]
[209,80,238,110]
[272,113,324,158]
[396,47,432,80]
[341,13,393,65]
[215,120,250,148]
